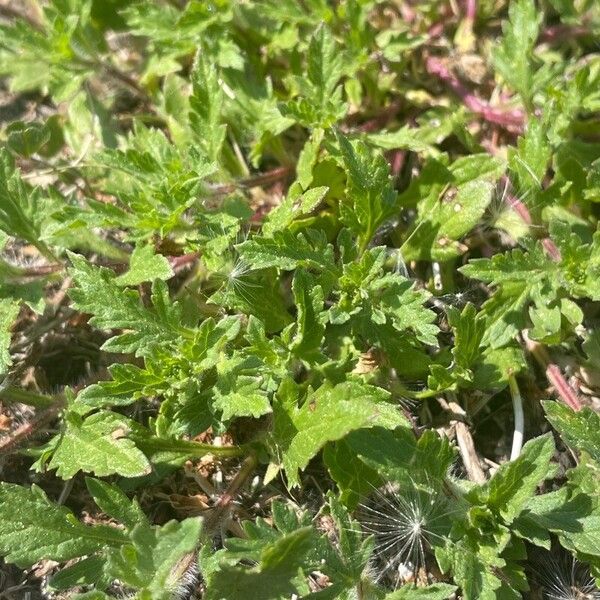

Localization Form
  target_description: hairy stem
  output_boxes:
[201,452,259,538]
[0,386,62,409]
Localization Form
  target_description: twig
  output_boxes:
[508,374,524,460]
[425,56,525,133]
[438,396,486,483]
[0,399,65,453]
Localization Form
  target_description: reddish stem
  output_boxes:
[498,183,580,410]
[499,176,562,261]
[208,166,293,196]
[465,0,477,22]
[425,56,526,133]
[388,150,406,177]
[540,24,590,45]
[168,252,199,272]
[524,334,582,411]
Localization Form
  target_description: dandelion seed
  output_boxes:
[531,550,600,600]
[357,483,454,590]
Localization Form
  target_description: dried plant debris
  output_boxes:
[1,0,600,598]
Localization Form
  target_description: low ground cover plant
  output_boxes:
[0,1,600,598]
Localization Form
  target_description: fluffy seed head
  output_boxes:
[357,483,453,589]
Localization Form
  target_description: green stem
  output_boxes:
[134,436,246,459]
[0,386,62,409]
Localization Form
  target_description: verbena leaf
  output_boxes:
[336,134,397,251]
[85,478,148,530]
[0,148,55,259]
[190,50,226,162]
[469,434,556,524]
[115,244,173,286]
[236,229,337,273]
[0,483,127,568]
[273,380,408,487]
[290,269,325,361]
[493,0,541,104]
[106,518,201,598]
[204,527,314,600]
[385,583,458,599]
[68,252,184,356]
[544,401,600,462]
[262,185,328,235]
[48,411,152,479]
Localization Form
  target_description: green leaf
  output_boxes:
[262,185,328,236]
[107,518,201,598]
[204,527,314,600]
[449,302,486,371]
[68,253,184,356]
[307,24,344,111]
[544,401,600,462]
[290,269,325,362]
[344,427,455,488]
[49,556,107,591]
[213,354,272,422]
[385,583,458,599]
[508,118,551,194]
[402,178,495,261]
[85,478,148,530]
[190,50,226,162]
[0,483,127,568]
[48,411,151,479]
[336,134,397,252]
[281,24,346,127]
[438,538,504,600]
[115,245,174,286]
[366,125,438,155]
[0,148,56,260]
[295,129,325,189]
[273,380,408,487]
[0,298,19,374]
[471,345,527,390]
[470,434,556,524]
[6,122,51,157]
[493,0,541,104]
[519,489,600,557]
[323,438,381,509]
[322,494,375,593]
[236,229,337,274]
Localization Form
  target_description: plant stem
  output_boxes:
[425,56,525,133]
[134,436,246,459]
[523,332,582,411]
[508,374,524,460]
[201,452,258,538]
[0,386,61,409]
